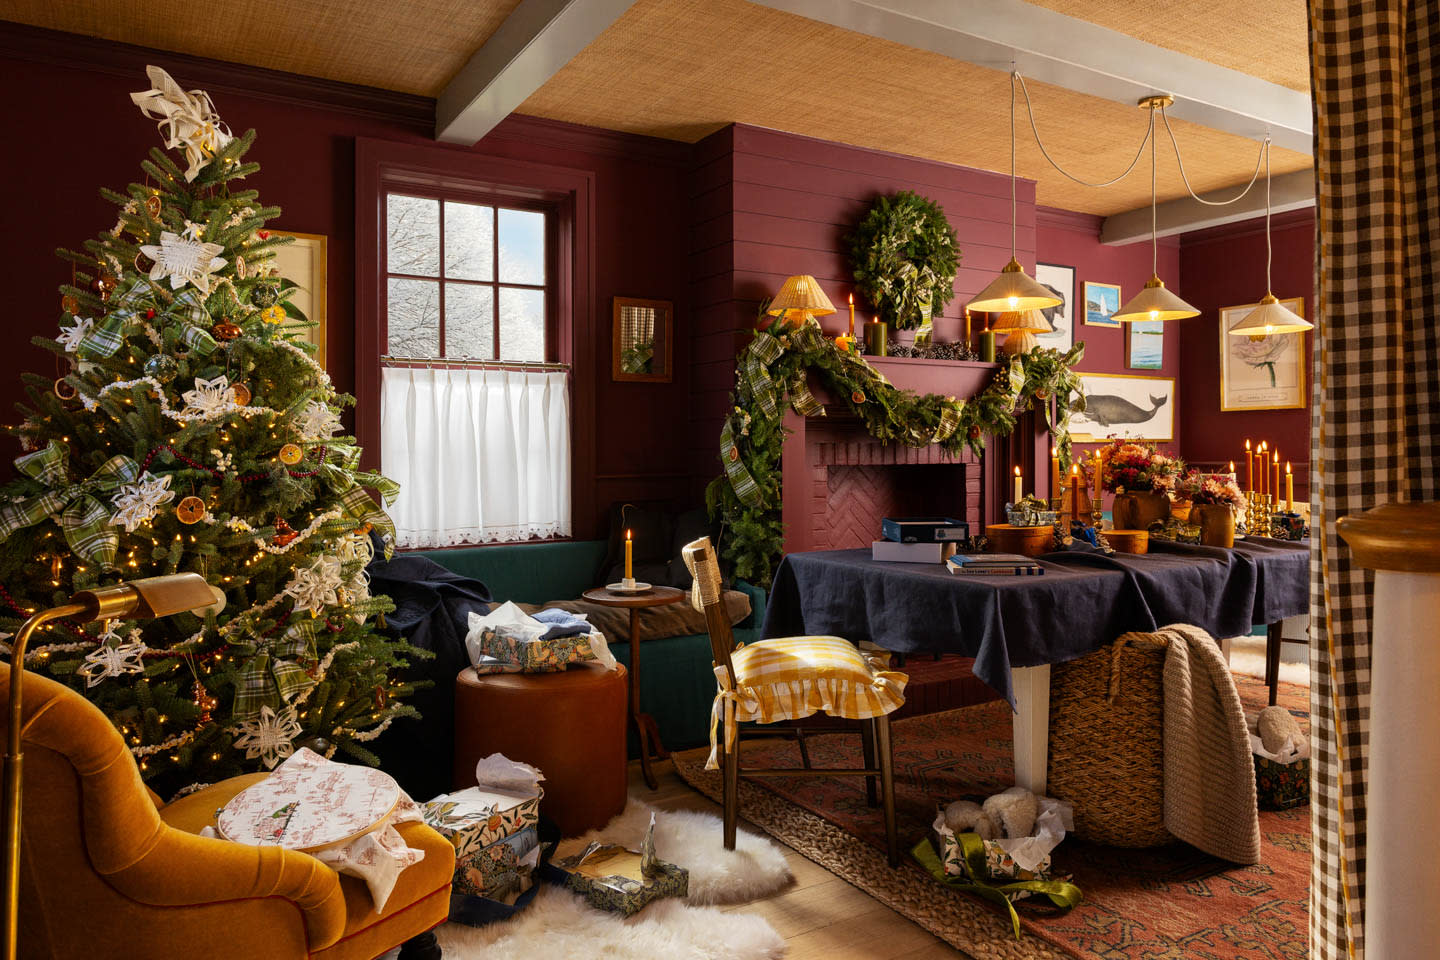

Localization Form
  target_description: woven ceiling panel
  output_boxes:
[4,0,522,96]
[518,0,1311,216]
[1029,0,1310,92]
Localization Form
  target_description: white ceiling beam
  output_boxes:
[749,0,1312,155]
[1099,169,1314,245]
[436,0,636,144]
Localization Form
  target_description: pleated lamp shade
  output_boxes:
[1226,293,1313,336]
[766,275,836,327]
[1111,275,1200,323]
[992,309,1049,355]
[967,258,1063,313]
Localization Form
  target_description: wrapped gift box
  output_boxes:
[454,825,539,900]
[422,783,544,860]
[1251,732,1310,810]
[545,815,687,916]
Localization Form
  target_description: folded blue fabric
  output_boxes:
[532,607,592,641]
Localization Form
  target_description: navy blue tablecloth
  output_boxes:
[761,538,1308,706]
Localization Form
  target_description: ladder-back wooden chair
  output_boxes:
[682,537,907,866]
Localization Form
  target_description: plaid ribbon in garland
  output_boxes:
[915,294,934,348]
[0,441,140,568]
[339,485,396,558]
[316,444,364,492]
[231,619,319,718]
[77,280,154,359]
[719,420,760,506]
[743,332,785,418]
[788,369,824,416]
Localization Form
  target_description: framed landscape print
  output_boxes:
[1069,372,1175,442]
[271,231,328,369]
[1033,263,1075,351]
[1125,318,1164,369]
[1219,298,1306,411]
[1083,281,1122,327]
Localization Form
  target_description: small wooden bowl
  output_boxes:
[1106,529,1149,554]
[985,523,1054,558]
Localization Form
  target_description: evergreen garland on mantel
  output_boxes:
[706,321,1086,586]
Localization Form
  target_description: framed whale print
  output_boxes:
[1069,372,1175,442]
[1219,298,1306,411]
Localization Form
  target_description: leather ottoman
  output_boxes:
[453,662,628,836]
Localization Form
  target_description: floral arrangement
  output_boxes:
[1099,440,1185,494]
[1180,471,1246,507]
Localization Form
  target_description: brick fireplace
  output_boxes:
[779,357,1042,555]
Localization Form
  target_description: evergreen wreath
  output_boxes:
[706,319,1085,586]
[848,191,960,330]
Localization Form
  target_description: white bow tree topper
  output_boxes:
[129,65,234,182]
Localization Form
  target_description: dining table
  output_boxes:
[761,537,1309,794]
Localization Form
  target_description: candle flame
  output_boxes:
[1014,466,1021,477]
[848,293,854,304]
[1051,446,1058,457]
[1286,461,1292,474]
[625,529,632,541]
[1070,464,1078,475]
[1245,439,1251,451]
[1229,461,1236,472]
[1273,452,1279,463]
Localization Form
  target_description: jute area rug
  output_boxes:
[675,674,1309,960]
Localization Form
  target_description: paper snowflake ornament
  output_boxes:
[294,401,343,441]
[130,65,234,182]
[181,219,206,241]
[285,555,344,616]
[139,231,228,295]
[110,472,176,532]
[180,375,237,420]
[56,316,95,353]
[232,705,303,769]
[77,638,148,687]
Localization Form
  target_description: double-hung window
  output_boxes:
[379,192,571,548]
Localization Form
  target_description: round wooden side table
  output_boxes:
[581,585,685,789]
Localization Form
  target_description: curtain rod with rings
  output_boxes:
[381,355,571,372]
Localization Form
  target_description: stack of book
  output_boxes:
[871,517,970,563]
[946,553,1045,576]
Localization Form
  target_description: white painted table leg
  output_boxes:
[1367,570,1440,959]
[1011,663,1052,795]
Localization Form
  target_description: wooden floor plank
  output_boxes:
[625,758,963,958]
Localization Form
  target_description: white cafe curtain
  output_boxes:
[380,365,571,548]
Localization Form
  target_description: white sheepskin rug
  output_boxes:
[556,796,794,904]
[1228,634,1308,686]
[435,885,786,960]
[433,796,793,959]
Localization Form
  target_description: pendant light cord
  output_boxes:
[1263,136,1273,292]
[1159,106,1266,205]
[1014,72,1151,188]
[1010,71,1017,259]
[1150,106,1157,275]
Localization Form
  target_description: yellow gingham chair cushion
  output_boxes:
[706,636,908,769]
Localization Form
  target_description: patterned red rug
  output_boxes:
[676,674,1308,960]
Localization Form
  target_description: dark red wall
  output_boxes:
[1035,207,1184,458]
[1177,209,1314,495]
[0,23,691,539]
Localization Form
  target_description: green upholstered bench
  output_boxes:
[415,540,765,753]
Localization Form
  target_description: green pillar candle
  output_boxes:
[864,320,888,357]
[979,329,996,363]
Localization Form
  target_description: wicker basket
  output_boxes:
[1046,632,1172,847]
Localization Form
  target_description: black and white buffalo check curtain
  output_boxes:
[1309,2,1440,957]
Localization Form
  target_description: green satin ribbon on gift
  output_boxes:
[0,441,142,569]
[231,618,319,718]
[911,837,1083,940]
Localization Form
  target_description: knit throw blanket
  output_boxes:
[1160,623,1261,863]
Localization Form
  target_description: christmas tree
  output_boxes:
[0,66,423,795]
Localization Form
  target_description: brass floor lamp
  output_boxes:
[3,573,222,960]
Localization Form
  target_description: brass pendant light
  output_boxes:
[1226,138,1313,337]
[967,75,1062,314]
[1112,96,1200,323]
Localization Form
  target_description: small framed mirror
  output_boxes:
[612,297,673,383]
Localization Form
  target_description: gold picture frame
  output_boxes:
[1218,298,1306,411]
[270,231,328,369]
[1068,371,1176,442]
[1083,281,1122,328]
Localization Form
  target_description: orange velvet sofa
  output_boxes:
[2,664,454,959]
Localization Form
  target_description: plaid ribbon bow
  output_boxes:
[77,283,217,360]
[0,442,140,568]
[339,485,398,559]
[231,619,319,719]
